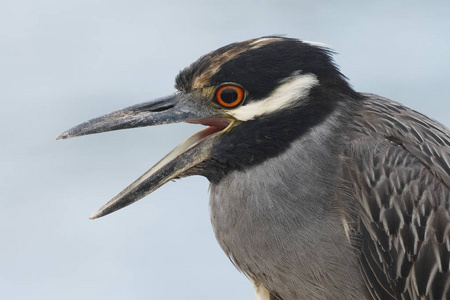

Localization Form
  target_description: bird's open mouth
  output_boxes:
[87,118,235,219]
[57,93,238,219]
[157,118,234,171]
[58,106,238,219]
[187,118,233,141]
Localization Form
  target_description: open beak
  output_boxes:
[57,92,235,219]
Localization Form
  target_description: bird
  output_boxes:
[57,37,450,300]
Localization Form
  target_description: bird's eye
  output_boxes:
[215,85,245,108]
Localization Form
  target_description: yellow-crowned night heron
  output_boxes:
[58,37,450,300]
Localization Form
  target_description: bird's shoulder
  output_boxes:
[339,93,450,299]
[347,93,450,186]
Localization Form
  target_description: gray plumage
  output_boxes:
[58,37,450,300]
[211,94,450,299]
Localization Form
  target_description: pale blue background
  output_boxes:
[1,1,449,299]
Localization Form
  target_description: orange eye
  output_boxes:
[215,85,245,108]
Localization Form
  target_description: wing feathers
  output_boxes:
[342,94,450,299]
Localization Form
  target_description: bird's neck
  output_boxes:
[208,102,367,299]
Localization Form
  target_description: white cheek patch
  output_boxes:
[228,73,319,121]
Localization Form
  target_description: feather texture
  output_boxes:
[342,94,450,299]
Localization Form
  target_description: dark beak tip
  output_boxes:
[56,126,90,140]
[89,210,105,220]
[56,129,74,140]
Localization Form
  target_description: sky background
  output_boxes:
[1,1,449,299]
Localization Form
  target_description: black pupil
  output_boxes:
[220,88,238,104]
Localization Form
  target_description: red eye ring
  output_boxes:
[215,85,245,108]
